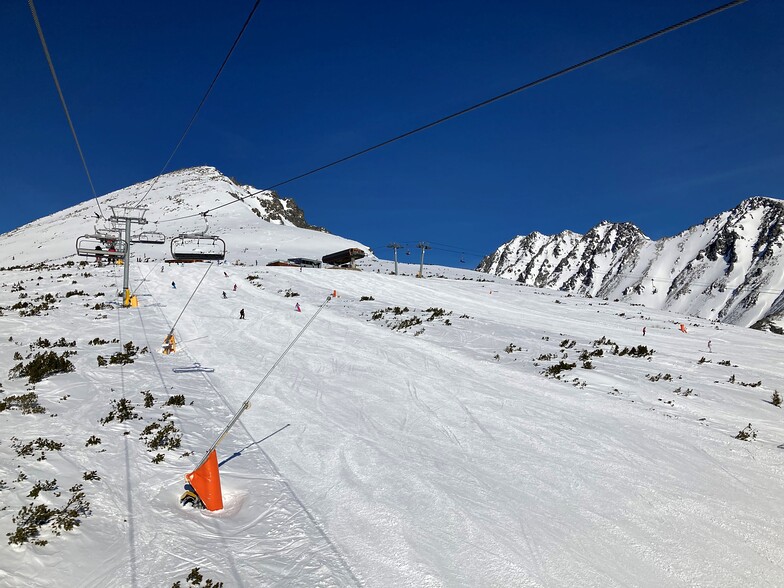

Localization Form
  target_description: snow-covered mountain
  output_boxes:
[2,170,784,586]
[0,166,360,266]
[479,197,784,330]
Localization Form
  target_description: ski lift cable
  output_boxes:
[131,261,166,297]
[194,294,332,470]
[167,262,214,339]
[135,0,263,207]
[28,0,105,219]
[156,0,749,225]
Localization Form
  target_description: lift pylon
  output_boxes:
[108,205,148,307]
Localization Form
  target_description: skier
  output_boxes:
[161,266,164,272]
[171,281,176,289]
[222,291,227,299]
[223,271,229,277]
[233,284,237,292]
[679,323,687,334]
[295,302,301,312]
[642,326,646,336]
[239,308,245,320]
[707,340,712,353]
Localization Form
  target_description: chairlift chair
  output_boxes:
[170,233,226,261]
[132,231,166,244]
[76,234,128,258]
[94,226,122,244]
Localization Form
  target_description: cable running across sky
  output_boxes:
[28,0,105,219]
[134,0,264,207]
[156,0,749,226]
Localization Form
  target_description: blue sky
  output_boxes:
[1,1,782,267]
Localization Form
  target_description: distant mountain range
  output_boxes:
[478,197,784,331]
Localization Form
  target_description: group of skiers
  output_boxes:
[642,324,713,352]
[168,270,304,323]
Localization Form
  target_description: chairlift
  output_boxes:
[76,234,127,258]
[132,231,166,244]
[170,233,226,261]
[94,226,122,243]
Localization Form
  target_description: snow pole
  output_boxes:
[183,294,332,509]
[161,262,212,353]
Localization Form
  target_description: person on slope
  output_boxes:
[222,291,227,299]
[642,326,646,336]
[239,308,245,319]
[171,281,176,289]
[224,271,229,277]
[233,284,237,292]
[295,302,301,312]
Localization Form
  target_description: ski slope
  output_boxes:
[2,252,784,587]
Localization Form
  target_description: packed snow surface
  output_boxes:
[2,169,784,586]
[2,256,784,587]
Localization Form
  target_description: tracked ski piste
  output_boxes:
[2,253,784,587]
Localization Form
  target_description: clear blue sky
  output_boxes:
[1,1,782,267]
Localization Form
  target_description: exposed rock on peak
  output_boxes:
[480,197,784,329]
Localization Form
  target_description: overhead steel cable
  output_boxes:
[28,0,104,219]
[135,0,263,207]
[157,0,750,225]
[166,262,213,340]
[193,294,332,470]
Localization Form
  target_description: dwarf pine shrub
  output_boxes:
[140,421,181,452]
[8,351,75,384]
[28,479,57,499]
[544,361,577,377]
[7,483,91,546]
[0,392,45,414]
[171,567,224,588]
[164,394,185,407]
[735,423,757,441]
[11,437,64,460]
[617,345,654,358]
[100,398,140,424]
[142,390,155,408]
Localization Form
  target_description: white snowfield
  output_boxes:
[1,171,784,587]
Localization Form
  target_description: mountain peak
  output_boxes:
[480,200,784,329]
[0,166,365,266]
